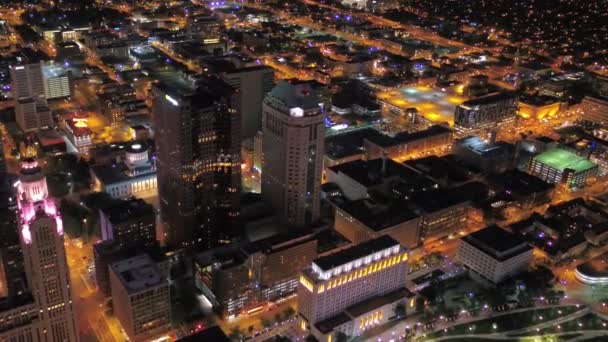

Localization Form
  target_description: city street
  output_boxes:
[65,236,128,342]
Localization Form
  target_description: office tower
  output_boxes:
[298,236,409,341]
[10,62,52,132]
[454,92,517,133]
[152,76,240,248]
[221,66,275,140]
[16,159,79,341]
[99,198,156,246]
[262,80,325,227]
[109,254,171,341]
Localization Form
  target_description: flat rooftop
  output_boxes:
[378,85,467,124]
[100,198,154,224]
[533,148,597,173]
[313,235,399,272]
[110,254,165,293]
[462,225,531,261]
[338,199,420,232]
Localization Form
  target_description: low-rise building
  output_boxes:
[457,225,532,285]
[454,92,517,134]
[91,142,157,199]
[334,200,422,249]
[528,148,598,188]
[363,125,453,160]
[582,96,608,128]
[194,232,318,319]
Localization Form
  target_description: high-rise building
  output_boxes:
[16,159,79,341]
[99,198,156,246]
[221,66,275,140]
[152,75,240,248]
[109,254,171,341]
[10,62,52,132]
[262,80,325,227]
[454,92,517,133]
[298,236,410,341]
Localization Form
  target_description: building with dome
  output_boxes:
[90,141,157,199]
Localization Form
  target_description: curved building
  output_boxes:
[575,253,608,286]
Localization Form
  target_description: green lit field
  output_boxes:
[534,149,597,173]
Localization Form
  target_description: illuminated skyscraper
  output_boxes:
[262,80,325,227]
[16,159,79,342]
[152,76,240,248]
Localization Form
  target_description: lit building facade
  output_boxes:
[42,64,72,100]
[195,232,317,318]
[582,96,608,128]
[262,80,325,227]
[298,236,409,341]
[16,159,79,341]
[90,142,157,199]
[64,118,92,157]
[454,92,517,134]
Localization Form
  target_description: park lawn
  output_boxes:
[537,313,608,334]
[430,305,581,338]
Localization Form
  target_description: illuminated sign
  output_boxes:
[165,94,179,106]
[14,66,24,70]
[72,118,88,128]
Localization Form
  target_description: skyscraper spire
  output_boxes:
[16,158,79,342]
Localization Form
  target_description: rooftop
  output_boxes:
[329,157,422,187]
[313,235,400,272]
[267,79,322,111]
[100,198,154,224]
[365,125,452,148]
[462,225,531,261]
[338,199,420,232]
[459,91,516,107]
[110,254,165,293]
[533,148,597,173]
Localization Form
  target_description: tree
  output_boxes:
[247,325,254,335]
[394,303,406,318]
[335,332,350,342]
[229,327,243,341]
[275,313,283,324]
[283,307,296,320]
[261,319,272,329]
